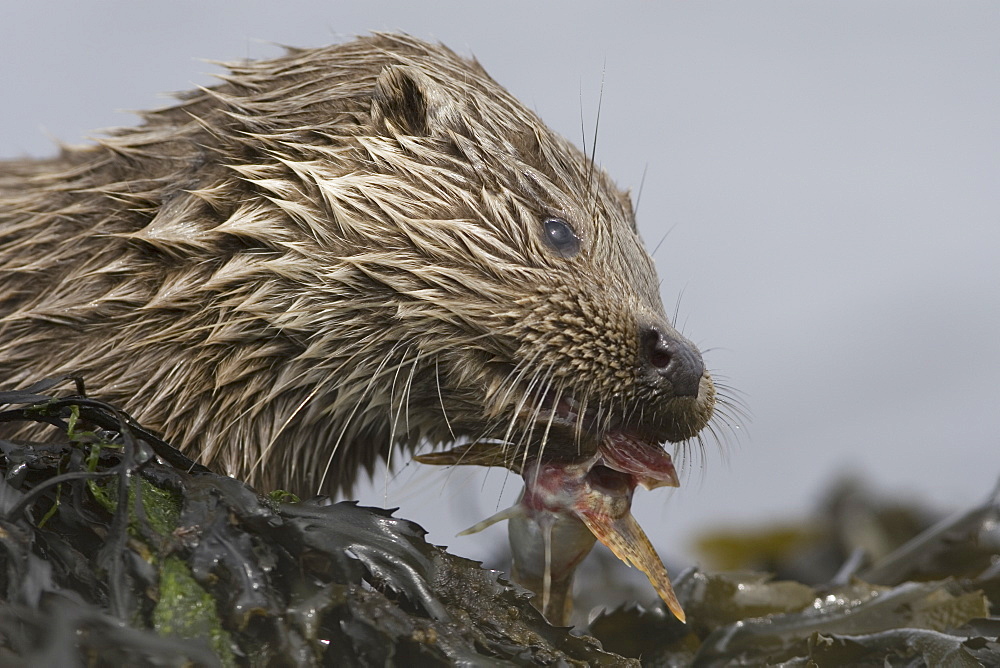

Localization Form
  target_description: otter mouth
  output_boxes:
[414,420,687,622]
[521,388,586,430]
[415,379,707,623]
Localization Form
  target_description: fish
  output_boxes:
[415,433,685,625]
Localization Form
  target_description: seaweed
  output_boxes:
[586,482,1000,665]
[0,379,628,666]
[0,378,997,665]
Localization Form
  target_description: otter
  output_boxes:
[0,33,715,498]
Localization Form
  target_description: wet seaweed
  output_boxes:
[586,482,1000,665]
[0,378,997,665]
[0,379,629,666]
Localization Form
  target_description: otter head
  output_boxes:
[13,35,714,495]
[223,35,716,490]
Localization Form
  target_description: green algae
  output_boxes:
[153,556,236,666]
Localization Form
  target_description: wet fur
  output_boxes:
[0,34,715,495]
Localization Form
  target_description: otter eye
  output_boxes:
[542,217,580,257]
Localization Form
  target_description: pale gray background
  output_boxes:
[2,1,998,573]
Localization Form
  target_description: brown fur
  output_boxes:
[0,33,716,495]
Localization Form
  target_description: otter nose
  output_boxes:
[640,325,705,397]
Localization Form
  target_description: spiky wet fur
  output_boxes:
[0,33,715,495]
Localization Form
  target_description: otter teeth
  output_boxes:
[528,390,582,425]
[553,396,579,421]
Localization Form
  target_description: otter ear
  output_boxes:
[371,64,461,137]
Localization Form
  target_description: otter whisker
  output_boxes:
[459,358,548,498]
[492,354,542,454]
[634,163,649,220]
[573,388,592,455]
[650,223,678,259]
[491,346,548,416]
[254,381,324,480]
[315,339,412,493]
[384,344,420,502]
[528,372,565,484]
[480,360,550,498]
[246,334,391,477]
[473,357,537,462]
[400,350,421,450]
[713,381,752,421]
[238,333,380,431]
[584,63,606,211]
[671,289,690,335]
[502,362,552,476]
[433,357,457,441]
[517,365,558,477]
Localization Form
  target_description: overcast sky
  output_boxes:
[2,1,998,573]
